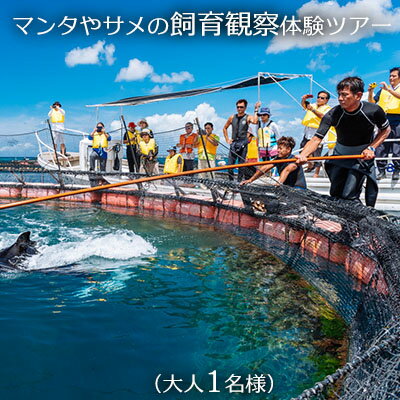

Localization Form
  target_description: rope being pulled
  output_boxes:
[0,155,362,210]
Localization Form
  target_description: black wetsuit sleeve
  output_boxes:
[373,105,390,130]
[315,108,335,139]
[123,132,127,140]
[374,90,381,103]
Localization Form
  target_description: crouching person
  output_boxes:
[139,129,159,176]
[241,137,306,188]
[164,146,184,174]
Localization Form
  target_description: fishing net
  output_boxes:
[1,148,400,399]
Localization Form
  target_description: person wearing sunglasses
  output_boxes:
[300,91,332,177]
[176,122,198,171]
[88,122,111,172]
[223,99,260,181]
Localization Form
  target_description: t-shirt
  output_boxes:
[315,102,389,146]
[274,154,306,188]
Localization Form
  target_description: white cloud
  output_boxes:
[267,100,291,110]
[115,58,154,82]
[136,103,227,154]
[307,50,331,72]
[328,69,357,84]
[104,43,116,65]
[115,59,195,86]
[266,0,400,54]
[151,71,194,84]
[65,40,116,67]
[366,41,382,52]
[150,84,173,94]
[275,118,304,146]
[110,119,123,132]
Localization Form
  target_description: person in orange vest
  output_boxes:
[368,67,400,180]
[164,146,184,174]
[48,101,67,156]
[300,91,332,177]
[88,122,111,172]
[176,122,198,171]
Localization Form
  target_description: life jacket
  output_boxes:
[50,109,65,123]
[179,133,197,154]
[246,136,259,160]
[139,139,156,156]
[231,114,248,141]
[126,129,141,145]
[302,103,331,129]
[257,120,277,149]
[327,128,337,150]
[197,134,218,156]
[164,154,184,174]
[378,85,400,114]
[92,132,108,149]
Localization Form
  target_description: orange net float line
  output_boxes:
[0,155,363,211]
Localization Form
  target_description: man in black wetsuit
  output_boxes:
[223,99,260,181]
[296,76,391,207]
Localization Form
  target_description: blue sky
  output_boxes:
[1,0,399,156]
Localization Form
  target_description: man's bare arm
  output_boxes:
[223,116,233,144]
[296,136,323,163]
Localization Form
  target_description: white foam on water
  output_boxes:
[25,230,157,271]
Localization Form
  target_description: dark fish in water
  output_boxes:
[0,231,37,269]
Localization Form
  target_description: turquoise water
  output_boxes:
[0,204,324,399]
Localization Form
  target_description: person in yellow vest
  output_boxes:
[164,146,184,174]
[48,101,67,156]
[243,126,259,180]
[89,122,111,172]
[139,129,159,176]
[197,122,220,179]
[368,67,400,180]
[300,91,332,177]
[123,121,142,173]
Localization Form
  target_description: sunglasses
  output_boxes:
[236,106,245,109]
[317,96,327,99]
[185,126,192,129]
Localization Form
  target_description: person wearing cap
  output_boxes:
[300,91,332,177]
[123,122,141,172]
[197,122,220,179]
[223,99,260,181]
[256,107,281,161]
[164,146,184,174]
[138,129,159,175]
[138,118,154,138]
[176,122,198,171]
[48,101,67,157]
